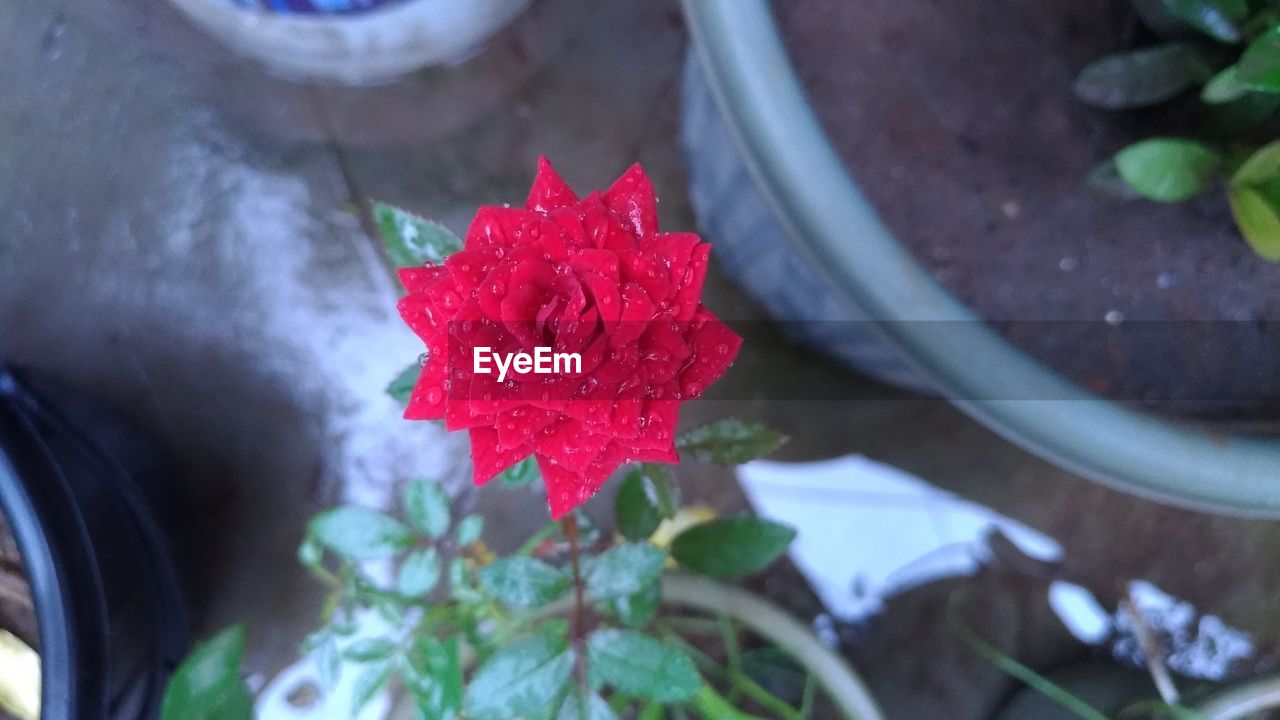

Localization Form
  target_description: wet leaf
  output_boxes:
[407,636,463,719]
[351,660,394,716]
[1113,138,1221,202]
[1160,0,1245,42]
[386,363,420,407]
[449,558,482,603]
[615,469,665,540]
[583,543,666,601]
[671,516,796,579]
[1073,43,1212,109]
[403,479,450,539]
[309,507,415,559]
[1229,186,1280,260]
[372,202,462,268]
[497,456,541,488]
[586,629,700,702]
[455,515,484,546]
[1232,141,1280,185]
[465,636,574,720]
[676,419,787,465]
[557,692,618,720]
[607,579,661,628]
[476,556,572,607]
[1238,26,1280,91]
[318,635,341,690]
[296,537,323,569]
[398,547,442,598]
[344,638,397,663]
[160,625,254,720]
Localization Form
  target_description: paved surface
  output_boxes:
[3,1,1280,718]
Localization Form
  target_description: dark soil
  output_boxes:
[774,0,1280,417]
[0,513,35,651]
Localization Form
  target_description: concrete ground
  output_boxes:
[3,1,1280,718]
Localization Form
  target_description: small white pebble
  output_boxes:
[1001,200,1021,219]
[1059,256,1078,272]
[1105,310,1124,325]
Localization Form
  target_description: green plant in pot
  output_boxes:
[1077,0,1280,259]
[156,161,885,720]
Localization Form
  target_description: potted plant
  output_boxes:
[158,160,886,720]
[680,0,1280,516]
[0,367,189,720]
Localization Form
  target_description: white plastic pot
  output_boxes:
[168,0,531,84]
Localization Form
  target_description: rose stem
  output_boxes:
[561,513,589,691]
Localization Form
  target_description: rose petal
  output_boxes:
[603,163,658,241]
[526,156,580,213]
[680,309,742,398]
[465,206,526,249]
[469,427,531,485]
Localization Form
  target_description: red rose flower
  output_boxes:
[397,158,741,518]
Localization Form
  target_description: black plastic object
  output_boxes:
[0,365,188,719]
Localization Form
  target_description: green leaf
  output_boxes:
[477,556,572,607]
[1198,91,1280,134]
[1230,186,1280,260]
[1202,65,1248,103]
[406,636,463,719]
[403,479,450,539]
[1087,159,1142,199]
[455,515,484,546]
[297,537,323,569]
[671,517,796,579]
[607,580,661,628]
[676,419,787,465]
[448,558,482,603]
[586,629,700,702]
[351,660,395,716]
[309,507,415,560]
[398,547,442,598]
[160,625,254,720]
[372,202,462,268]
[1233,141,1280,185]
[1073,43,1211,109]
[465,636,574,720]
[497,456,541,488]
[317,635,341,689]
[387,363,421,407]
[583,543,666,602]
[1113,138,1221,202]
[1238,26,1280,91]
[1160,0,1245,42]
[615,470,662,541]
[345,638,397,663]
[557,692,619,720]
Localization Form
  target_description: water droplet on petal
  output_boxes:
[426,388,443,405]
[418,352,430,367]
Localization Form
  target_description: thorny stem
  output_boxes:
[562,514,589,691]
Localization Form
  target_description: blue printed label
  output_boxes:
[230,0,406,14]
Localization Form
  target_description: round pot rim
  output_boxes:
[681,0,1280,517]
